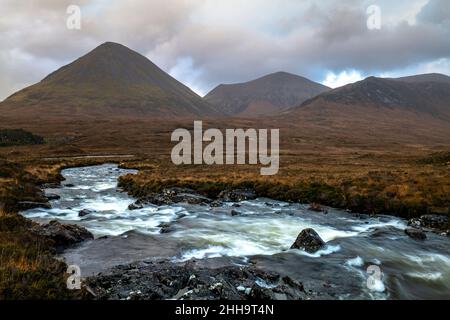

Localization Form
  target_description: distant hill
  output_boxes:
[294,75,450,121]
[204,72,330,116]
[392,73,450,84]
[0,42,219,118]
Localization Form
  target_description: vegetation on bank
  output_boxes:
[0,157,120,299]
[0,129,44,147]
[118,161,450,220]
[0,149,448,299]
[0,212,74,299]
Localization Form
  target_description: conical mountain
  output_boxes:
[1,42,219,118]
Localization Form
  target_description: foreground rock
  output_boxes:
[290,228,326,253]
[405,227,427,240]
[218,189,257,202]
[85,260,310,300]
[129,187,211,208]
[31,220,93,250]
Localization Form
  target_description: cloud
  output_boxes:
[323,70,364,88]
[0,0,449,100]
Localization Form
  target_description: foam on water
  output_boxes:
[19,164,450,299]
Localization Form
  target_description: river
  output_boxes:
[20,164,450,300]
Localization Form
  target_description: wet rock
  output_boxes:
[128,202,144,210]
[210,200,223,207]
[218,189,256,202]
[85,260,309,300]
[16,201,51,210]
[290,228,326,253]
[79,209,94,217]
[65,183,75,187]
[419,214,448,230]
[405,227,427,240]
[407,214,449,235]
[159,223,176,234]
[31,220,93,250]
[45,193,61,201]
[136,188,212,206]
[230,209,242,216]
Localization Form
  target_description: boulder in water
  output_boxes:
[31,220,93,250]
[79,209,94,217]
[290,228,326,253]
[405,227,427,240]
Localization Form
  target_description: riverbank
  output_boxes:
[118,154,450,222]
[0,149,449,299]
[19,164,450,300]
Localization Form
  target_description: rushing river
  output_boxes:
[21,164,450,300]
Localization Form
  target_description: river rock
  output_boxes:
[136,188,212,206]
[79,209,93,217]
[405,227,427,240]
[419,214,448,230]
[128,202,144,210]
[230,209,241,216]
[85,260,309,300]
[290,228,326,253]
[31,220,93,250]
[217,189,256,202]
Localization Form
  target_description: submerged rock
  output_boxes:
[79,209,94,217]
[31,220,93,250]
[405,227,427,240]
[217,189,256,202]
[230,209,242,216]
[290,228,326,253]
[85,260,309,300]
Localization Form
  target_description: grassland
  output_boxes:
[0,116,449,298]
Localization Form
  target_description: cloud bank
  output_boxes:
[0,0,449,99]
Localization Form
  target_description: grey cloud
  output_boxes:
[0,0,449,100]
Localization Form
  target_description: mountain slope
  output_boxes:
[1,42,219,118]
[204,71,330,116]
[294,75,450,121]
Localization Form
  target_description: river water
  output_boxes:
[21,164,450,300]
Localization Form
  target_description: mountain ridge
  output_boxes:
[205,71,330,116]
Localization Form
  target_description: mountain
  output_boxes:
[0,42,219,118]
[204,71,330,116]
[392,73,450,84]
[294,74,450,121]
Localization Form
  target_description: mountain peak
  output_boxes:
[205,72,330,116]
[1,42,220,118]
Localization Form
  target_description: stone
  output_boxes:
[290,228,326,253]
[217,189,256,202]
[32,220,93,250]
[405,227,427,240]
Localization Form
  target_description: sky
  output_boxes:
[0,0,449,100]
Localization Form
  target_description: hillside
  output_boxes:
[205,72,330,116]
[0,42,219,118]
